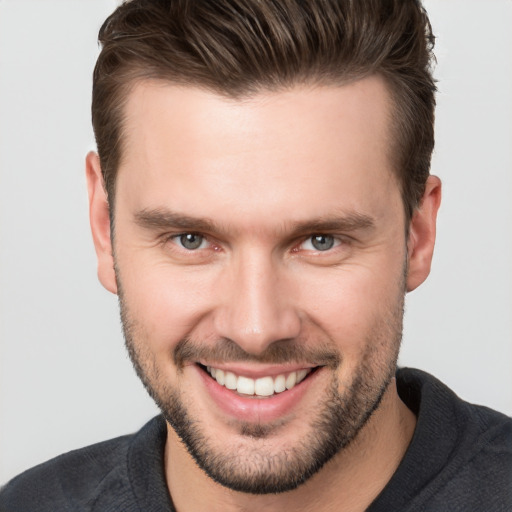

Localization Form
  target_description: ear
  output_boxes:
[86,151,118,294]
[406,175,442,292]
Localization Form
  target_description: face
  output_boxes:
[88,76,437,494]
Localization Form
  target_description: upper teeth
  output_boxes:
[206,367,311,397]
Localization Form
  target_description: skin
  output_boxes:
[87,75,441,511]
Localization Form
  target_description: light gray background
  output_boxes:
[1,0,511,485]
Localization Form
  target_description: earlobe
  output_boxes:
[406,175,442,292]
[85,151,118,295]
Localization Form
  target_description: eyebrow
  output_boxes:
[135,209,219,233]
[133,208,375,238]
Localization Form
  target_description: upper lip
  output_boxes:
[198,362,318,379]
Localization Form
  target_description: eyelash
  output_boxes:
[170,233,210,251]
[166,232,346,254]
[297,234,342,252]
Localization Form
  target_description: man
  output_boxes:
[1,0,510,510]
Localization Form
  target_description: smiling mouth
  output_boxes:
[198,364,319,398]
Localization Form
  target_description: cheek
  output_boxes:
[119,263,218,352]
[295,261,404,345]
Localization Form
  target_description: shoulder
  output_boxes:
[397,368,512,510]
[424,406,512,512]
[398,366,512,428]
[0,433,133,512]
[432,401,512,510]
[0,416,169,512]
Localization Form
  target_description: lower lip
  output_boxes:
[195,365,323,423]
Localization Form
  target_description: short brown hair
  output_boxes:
[92,0,436,218]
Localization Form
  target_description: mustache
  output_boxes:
[173,336,341,369]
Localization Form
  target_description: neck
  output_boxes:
[165,379,416,512]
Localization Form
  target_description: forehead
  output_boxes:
[116,77,400,228]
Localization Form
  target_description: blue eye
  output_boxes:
[177,233,205,250]
[300,234,340,252]
[310,235,334,251]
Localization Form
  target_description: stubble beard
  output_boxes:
[118,277,405,495]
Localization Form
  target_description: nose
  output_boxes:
[213,251,301,356]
